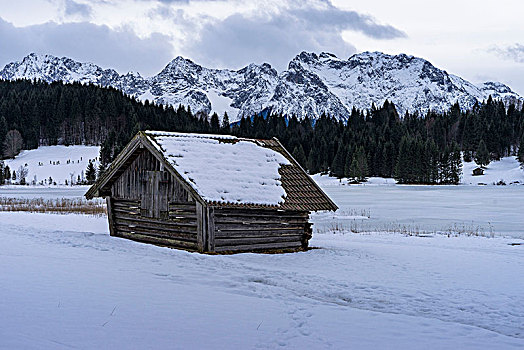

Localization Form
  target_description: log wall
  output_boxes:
[110,198,199,251]
[108,150,201,251]
[211,208,311,253]
[111,150,190,207]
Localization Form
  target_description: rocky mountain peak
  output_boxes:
[1,51,522,121]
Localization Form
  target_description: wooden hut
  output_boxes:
[472,167,484,176]
[85,131,337,253]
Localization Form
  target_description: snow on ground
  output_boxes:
[1,155,524,348]
[462,156,524,185]
[1,212,523,349]
[4,145,100,185]
[311,157,524,239]
[0,186,90,199]
[313,156,524,187]
[312,174,397,187]
[316,184,524,239]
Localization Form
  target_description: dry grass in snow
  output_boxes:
[0,197,106,216]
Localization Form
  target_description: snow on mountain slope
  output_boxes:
[296,51,486,115]
[462,156,524,185]
[478,81,523,108]
[1,52,522,121]
[0,53,120,85]
[4,145,100,185]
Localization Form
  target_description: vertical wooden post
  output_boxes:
[106,196,116,236]
[207,207,215,252]
[196,202,205,252]
[152,171,160,218]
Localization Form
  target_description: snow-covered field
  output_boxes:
[0,211,522,349]
[462,156,524,185]
[312,156,524,239]
[0,186,89,199]
[4,145,100,185]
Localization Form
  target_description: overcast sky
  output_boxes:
[1,0,523,94]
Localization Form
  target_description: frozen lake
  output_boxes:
[0,186,89,199]
[315,183,524,239]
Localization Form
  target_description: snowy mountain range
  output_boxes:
[1,52,522,121]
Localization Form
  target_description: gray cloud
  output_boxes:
[0,1,406,77]
[0,17,174,76]
[64,0,92,19]
[489,43,524,63]
[184,2,406,71]
[291,3,406,40]
[148,3,185,19]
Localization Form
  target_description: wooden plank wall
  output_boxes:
[111,150,189,205]
[211,208,310,253]
[111,198,199,251]
[109,150,201,251]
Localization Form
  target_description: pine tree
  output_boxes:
[307,143,320,174]
[292,144,307,169]
[221,112,230,134]
[97,162,107,180]
[343,146,353,178]
[210,113,220,133]
[518,133,524,166]
[0,160,4,185]
[85,160,97,184]
[424,139,439,184]
[463,150,473,162]
[448,142,462,184]
[330,144,346,178]
[349,146,368,182]
[394,136,410,183]
[382,141,395,178]
[475,139,490,167]
[4,165,11,183]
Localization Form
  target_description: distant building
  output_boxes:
[472,167,484,176]
[86,131,337,254]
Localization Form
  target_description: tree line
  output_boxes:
[0,79,523,185]
[231,98,524,184]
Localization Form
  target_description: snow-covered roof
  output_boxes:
[86,131,337,211]
[145,131,291,206]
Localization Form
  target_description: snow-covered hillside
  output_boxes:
[462,156,524,185]
[312,156,524,187]
[1,52,522,121]
[4,145,100,185]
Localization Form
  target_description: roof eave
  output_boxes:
[271,137,338,212]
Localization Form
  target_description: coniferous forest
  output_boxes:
[1,79,523,184]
